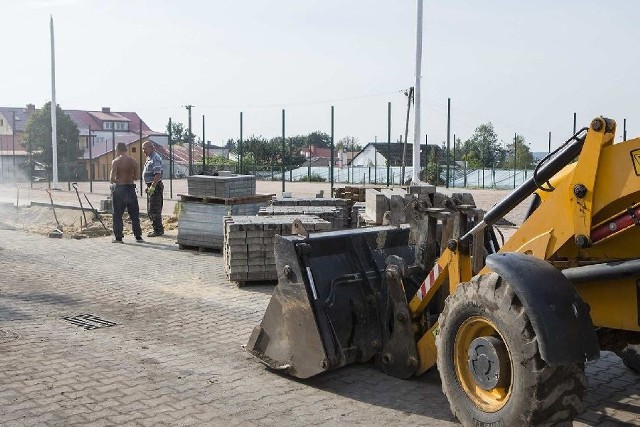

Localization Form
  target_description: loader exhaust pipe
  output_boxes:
[461,128,588,242]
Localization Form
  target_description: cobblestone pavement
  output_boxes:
[1,230,639,426]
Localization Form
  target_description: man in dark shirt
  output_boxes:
[110,142,143,243]
[142,141,164,237]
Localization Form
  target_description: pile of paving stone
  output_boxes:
[257,205,344,229]
[270,196,349,228]
[187,174,256,199]
[177,173,268,250]
[177,200,267,249]
[223,215,331,284]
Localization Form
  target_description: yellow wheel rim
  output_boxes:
[454,316,512,413]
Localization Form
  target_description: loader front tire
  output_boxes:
[618,344,640,374]
[437,273,587,427]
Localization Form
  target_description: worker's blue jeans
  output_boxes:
[112,184,142,240]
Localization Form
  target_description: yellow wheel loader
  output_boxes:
[247,117,640,426]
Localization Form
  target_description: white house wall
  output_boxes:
[0,114,12,135]
[351,144,387,167]
[151,135,169,146]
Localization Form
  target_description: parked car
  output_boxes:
[175,171,186,179]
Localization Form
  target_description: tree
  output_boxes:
[421,145,441,184]
[23,102,81,178]
[503,134,534,169]
[307,131,331,148]
[242,135,273,164]
[166,121,197,146]
[461,123,503,169]
[283,135,307,168]
[336,136,362,152]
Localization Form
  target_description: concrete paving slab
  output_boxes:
[0,199,639,425]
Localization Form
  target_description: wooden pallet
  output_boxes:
[178,193,274,205]
[234,279,278,288]
[177,243,221,253]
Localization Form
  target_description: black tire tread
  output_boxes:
[437,273,587,427]
[618,344,640,374]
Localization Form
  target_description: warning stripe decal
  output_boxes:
[416,263,442,301]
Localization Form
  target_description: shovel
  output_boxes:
[72,183,88,228]
[84,194,109,233]
[45,188,63,235]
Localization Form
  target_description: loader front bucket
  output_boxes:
[246,225,422,379]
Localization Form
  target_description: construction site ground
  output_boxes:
[0,179,638,426]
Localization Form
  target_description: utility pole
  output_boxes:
[168,118,173,198]
[139,120,143,195]
[387,101,391,187]
[513,133,517,189]
[452,133,456,188]
[88,127,93,192]
[281,109,286,192]
[12,111,16,182]
[307,137,311,180]
[202,115,206,173]
[289,127,292,182]
[573,112,577,134]
[239,112,243,174]
[0,127,3,181]
[446,98,451,188]
[374,135,378,184]
[185,105,193,175]
[548,131,551,153]
[482,137,485,189]
[111,125,115,166]
[330,106,334,195]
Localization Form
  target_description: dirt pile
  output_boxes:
[0,204,176,239]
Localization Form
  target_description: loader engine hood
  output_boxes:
[246,226,420,379]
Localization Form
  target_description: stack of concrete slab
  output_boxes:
[363,188,409,225]
[187,174,256,199]
[271,197,350,228]
[223,215,331,284]
[177,199,268,249]
[258,205,343,229]
[178,173,270,250]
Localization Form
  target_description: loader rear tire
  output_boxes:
[437,273,587,427]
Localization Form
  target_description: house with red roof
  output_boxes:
[0,104,216,182]
[63,107,169,180]
[0,104,36,179]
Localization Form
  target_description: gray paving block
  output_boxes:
[187,174,256,198]
[223,214,331,284]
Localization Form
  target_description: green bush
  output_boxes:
[298,173,326,182]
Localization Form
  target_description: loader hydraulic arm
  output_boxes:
[461,127,587,243]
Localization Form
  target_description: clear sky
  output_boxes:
[2,0,639,152]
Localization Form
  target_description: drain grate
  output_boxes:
[63,314,117,330]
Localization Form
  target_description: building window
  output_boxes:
[0,119,3,126]
[103,122,112,130]
[114,122,128,131]
[132,147,136,153]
